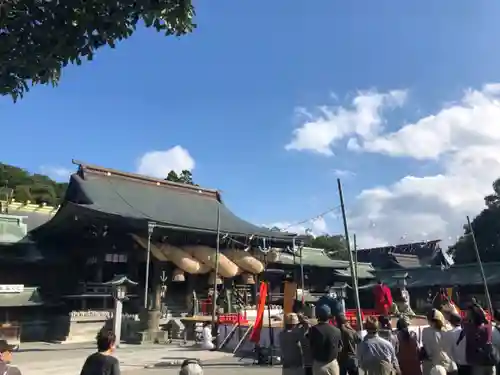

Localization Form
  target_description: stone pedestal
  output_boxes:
[128,309,167,344]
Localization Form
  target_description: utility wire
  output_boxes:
[281,205,342,231]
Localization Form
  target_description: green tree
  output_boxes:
[484,178,500,208]
[311,234,349,260]
[165,171,181,183]
[178,170,194,185]
[1,0,195,101]
[452,178,500,264]
[0,163,67,205]
[165,170,196,185]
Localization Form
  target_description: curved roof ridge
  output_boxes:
[72,159,221,202]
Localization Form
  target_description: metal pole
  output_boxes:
[300,244,305,304]
[353,234,358,281]
[337,179,363,331]
[467,216,494,316]
[211,204,221,327]
[144,222,155,309]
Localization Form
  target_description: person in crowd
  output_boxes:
[463,305,496,375]
[309,305,343,375]
[317,289,342,321]
[179,359,204,375]
[357,315,400,375]
[396,316,422,375]
[492,309,500,375]
[443,313,468,375]
[279,313,307,375]
[421,309,456,375]
[432,289,450,311]
[0,340,21,375]
[373,280,393,317]
[200,322,215,350]
[378,315,398,351]
[80,330,121,375]
[336,314,360,375]
[297,312,313,375]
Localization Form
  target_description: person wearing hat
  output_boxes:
[0,340,21,375]
[317,290,342,321]
[357,315,399,375]
[280,313,307,375]
[421,309,456,375]
[308,305,342,375]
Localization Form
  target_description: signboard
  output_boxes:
[0,285,24,293]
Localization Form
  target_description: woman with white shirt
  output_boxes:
[421,309,457,375]
[443,313,468,375]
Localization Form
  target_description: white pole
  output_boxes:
[467,216,494,316]
[113,298,123,347]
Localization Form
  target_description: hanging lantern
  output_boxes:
[241,273,255,285]
[172,268,185,282]
[208,272,223,285]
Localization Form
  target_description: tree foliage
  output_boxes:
[0,163,68,206]
[310,234,349,260]
[165,170,196,185]
[0,0,195,101]
[452,177,500,264]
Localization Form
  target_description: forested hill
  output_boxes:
[0,163,68,206]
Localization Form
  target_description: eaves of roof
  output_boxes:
[34,161,296,243]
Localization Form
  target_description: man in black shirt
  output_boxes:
[309,305,342,375]
[80,330,121,375]
[0,340,22,375]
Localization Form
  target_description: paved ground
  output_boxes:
[130,366,280,375]
[12,342,240,375]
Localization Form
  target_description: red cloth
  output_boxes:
[249,282,268,343]
[383,285,393,306]
[373,284,392,316]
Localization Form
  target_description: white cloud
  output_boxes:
[136,145,195,179]
[285,90,407,155]
[333,169,356,178]
[266,217,328,237]
[289,84,500,248]
[39,166,73,182]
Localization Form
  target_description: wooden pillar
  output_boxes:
[283,281,297,315]
[152,260,162,310]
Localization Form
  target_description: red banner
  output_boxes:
[250,282,268,343]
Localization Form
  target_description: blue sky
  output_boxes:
[3,0,500,246]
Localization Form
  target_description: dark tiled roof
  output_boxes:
[0,287,44,307]
[332,265,375,279]
[355,240,451,269]
[390,253,423,268]
[275,247,375,277]
[369,262,500,288]
[37,162,296,243]
[6,211,55,232]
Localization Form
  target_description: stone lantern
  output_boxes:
[104,275,138,347]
